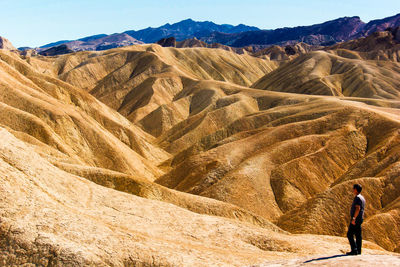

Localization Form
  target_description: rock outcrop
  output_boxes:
[157,36,177,47]
[0,36,16,50]
[39,44,74,56]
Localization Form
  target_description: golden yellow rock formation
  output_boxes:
[1,39,400,265]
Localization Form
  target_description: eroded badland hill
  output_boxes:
[1,30,400,266]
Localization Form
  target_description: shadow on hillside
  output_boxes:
[303,254,348,263]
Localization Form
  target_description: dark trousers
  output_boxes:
[347,221,362,253]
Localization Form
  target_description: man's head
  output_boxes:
[353,184,362,196]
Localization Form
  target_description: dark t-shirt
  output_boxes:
[350,194,365,223]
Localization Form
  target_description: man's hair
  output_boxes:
[353,184,362,193]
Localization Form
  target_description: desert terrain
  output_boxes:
[1,28,400,266]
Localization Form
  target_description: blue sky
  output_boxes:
[2,0,400,47]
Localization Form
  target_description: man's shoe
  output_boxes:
[357,251,361,255]
[346,250,358,255]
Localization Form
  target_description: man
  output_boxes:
[346,184,366,255]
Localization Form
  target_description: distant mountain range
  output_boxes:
[208,13,400,47]
[34,33,143,55]
[124,18,260,43]
[32,19,259,53]
[24,13,400,54]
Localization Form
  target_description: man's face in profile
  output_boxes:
[353,188,358,196]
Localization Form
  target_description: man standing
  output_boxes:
[346,184,366,255]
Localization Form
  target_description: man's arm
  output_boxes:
[351,205,360,225]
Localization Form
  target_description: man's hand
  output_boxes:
[352,205,360,225]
